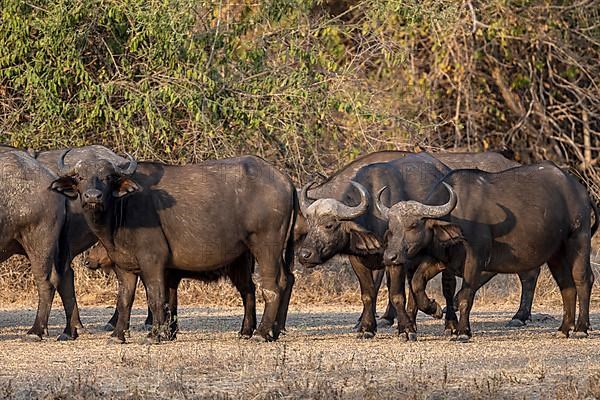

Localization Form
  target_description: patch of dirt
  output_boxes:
[0,304,600,399]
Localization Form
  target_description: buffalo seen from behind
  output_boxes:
[377,162,598,341]
[51,151,297,343]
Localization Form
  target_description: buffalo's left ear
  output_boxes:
[346,221,382,255]
[50,177,78,199]
[113,177,141,198]
[427,219,464,246]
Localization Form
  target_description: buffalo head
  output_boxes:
[297,180,382,267]
[85,244,114,274]
[50,149,140,214]
[376,182,463,266]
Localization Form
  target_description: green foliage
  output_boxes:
[0,0,598,192]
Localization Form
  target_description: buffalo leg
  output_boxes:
[276,257,294,334]
[379,269,397,326]
[250,240,284,342]
[442,270,458,336]
[56,263,81,340]
[165,272,181,340]
[455,250,482,341]
[110,269,138,343]
[410,257,445,319]
[569,234,593,337]
[142,267,169,344]
[387,264,416,340]
[349,256,377,338]
[547,256,577,338]
[26,259,56,340]
[229,255,257,338]
[106,308,119,331]
[509,268,541,326]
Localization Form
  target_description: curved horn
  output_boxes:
[114,152,137,175]
[57,149,78,176]
[400,182,457,218]
[336,181,369,220]
[300,181,317,215]
[374,186,390,220]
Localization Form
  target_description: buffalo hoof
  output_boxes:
[279,328,287,336]
[433,304,443,320]
[357,331,375,339]
[378,318,394,328]
[444,328,458,337]
[57,333,75,342]
[103,323,115,332]
[143,335,161,345]
[571,331,589,339]
[407,332,417,342]
[107,336,125,345]
[456,334,471,343]
[555,330,570,339]
[144,324,153,332]
[252,333,274,343]
[238,332,253,340]
[22,334,43,342]
[507,319,526,327]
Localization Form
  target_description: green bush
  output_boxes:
[0,0,598,197]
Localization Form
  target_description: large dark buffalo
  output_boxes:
[51,152,297,343]
[0,150,73,340]
[378,162,598,341]
[297,150,541,338]
[86,244,256,337]
[0,145,132,340]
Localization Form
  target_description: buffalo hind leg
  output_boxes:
[110,269,138,344]
[25,258,57,341]
[275,259,293,335]
[508,268,541,327]
[349,256,377,339]
[568,234,594,338]
[387,264,416,341]
[165,272,181,340]
[56,263,81,340]
[229,254,257,338]
[547,255,577,338]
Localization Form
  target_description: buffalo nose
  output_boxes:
[83,189,102,201]
[384,251,399,265]
[300,248,313,261]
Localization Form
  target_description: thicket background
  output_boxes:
[0,0,598,306]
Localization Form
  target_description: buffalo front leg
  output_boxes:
[410,257,445,319]
[455,251,482,342]
[349,256,377,339]
[441,270,458,337]
[110,269,138,344]
[547,256,577,338]
[387,265,416,341]
[568,234,593,338]
[379,269,397,327]
[508,268,541,327]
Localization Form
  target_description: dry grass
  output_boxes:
[1,305,600,399]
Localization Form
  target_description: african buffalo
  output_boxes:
[51,152,297,343]
[86,244,256,338]
[297,150,542,338]
[378,162,598,341]
[0,150,75,340]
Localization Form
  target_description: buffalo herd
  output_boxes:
[0,144,597,343]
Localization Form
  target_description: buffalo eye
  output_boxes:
[324,222,335,230]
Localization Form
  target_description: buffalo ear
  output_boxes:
[50,177,78,199]
[113,177,141,198]
[346,221,382,255]
[427,220,464,246]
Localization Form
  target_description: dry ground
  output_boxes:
[1,303,600,399]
